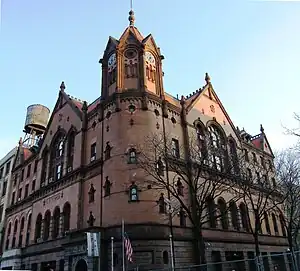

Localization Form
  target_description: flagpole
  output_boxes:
[111,237,114,271]
[122,219,125,271]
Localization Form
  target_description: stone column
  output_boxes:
[49,216,54,239]
[59,212,64,237]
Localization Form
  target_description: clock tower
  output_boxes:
[99,9,165,101]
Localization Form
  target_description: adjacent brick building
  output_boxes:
[0,10,289,271]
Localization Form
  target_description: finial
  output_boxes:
[260,124,264,133]
[128,10,135,26]
[60,81,66,91]
[205,73,211,84]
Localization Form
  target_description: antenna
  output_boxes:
[130,0,133,10]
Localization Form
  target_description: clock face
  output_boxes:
[108,53,116,68]
[145,52,155,65]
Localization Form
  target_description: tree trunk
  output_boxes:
[192,225,207,270]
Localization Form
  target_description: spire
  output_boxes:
[128,0,135,26]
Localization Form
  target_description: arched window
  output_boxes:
[52,207,60,238]
[196,123,207,159]
[7,222,11,236]
[18,217,25,247]
[264,212,271,234]
[12,219,18,248]
[35,213,42,242]
[206,197,216,228]
[228,139,239,174]
[218,199,228,230]
[272,213,279,234]
[26,214,32,246]
[67,130,75,170]
[63,202,71,232]
[49,133,65,181]
[229,201,239,230]
[41,148,48,185]
[5,222,11,250]
[43,211,51,241]
[163,251,169,264]
[208,125,226,171]
[279,214,286,237]
[239,203,250,232]
[128,148,137,164]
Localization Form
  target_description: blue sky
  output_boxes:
[0,0,299,158]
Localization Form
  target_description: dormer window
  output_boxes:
[129,184,138,202]
[104,142,112,160]
[156,157,164,176]
[128,148,137,164]
[103,177,112,197]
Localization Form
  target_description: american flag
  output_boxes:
[124,232,133,263]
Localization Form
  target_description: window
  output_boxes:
[171,138,180,158]
[218,198,228,230]
[11,191,15,205]
[264,212,271,234]
[279,214,286,237]
[103,177,112,197]
[0,167,3,178]
[196,124,207,159]
[208,125,226,171]
[27,164,31,178]
[52,208,60,239]
[163,251,169,264]
[90,143,96,162]
[228,140,239,174]
[24,184,29,198]
[129,185,138,202]
[49,133,65,181]
[32,180,36,191]
[18,188,22,200]
[5,161,11,175]
[229,202,239,230]
[20,169,24,182]
[35,214,42,242]
[63,203,71,232]
[128,148,137,164]
[239,203,250,232]
[34,160,38,173]
[43,211,51,240]
[206,197,216,228]
[246,168,252,180]
[271,177,276,187]
[2,181,7,196]
[272,213,279,234]
[255,172,260,184]
[88,183,96,202]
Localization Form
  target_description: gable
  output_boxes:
[118,27,144,48]
[103,36,119,57]
[39,91,83,154]
[186,84,241,143]
[142,34,160,52]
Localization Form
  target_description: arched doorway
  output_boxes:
[75,259,88,271]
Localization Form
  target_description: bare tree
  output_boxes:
[284,113,300,138]
[275,149,300,251]
[234,154,286,257]
[134,132,242,266]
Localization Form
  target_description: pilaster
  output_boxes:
[59,212,65,237]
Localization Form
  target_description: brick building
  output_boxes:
[0,10,289,271]
[0,147,17,255]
